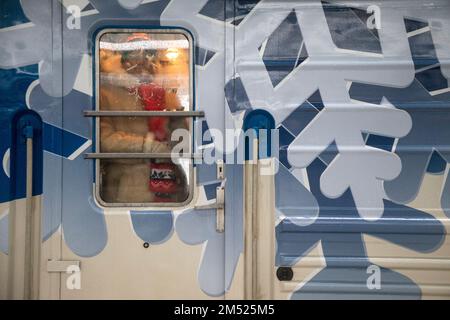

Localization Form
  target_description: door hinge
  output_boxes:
[46,260,80,273]
[215,186,225,233]
[217,159,225,179]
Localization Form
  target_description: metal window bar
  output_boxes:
[84,109,203,160]
[84,153,203,160]
[83,110,205,117]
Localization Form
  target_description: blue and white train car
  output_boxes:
[1,0,450,300]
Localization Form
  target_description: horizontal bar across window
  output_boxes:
[84,153,203,159]
[84,111,204,117]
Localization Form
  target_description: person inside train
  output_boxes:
[98,32,189,204]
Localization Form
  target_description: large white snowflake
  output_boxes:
[163,0,416,220]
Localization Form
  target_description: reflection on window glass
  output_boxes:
[99,32,190,110]
[97,31,191,205]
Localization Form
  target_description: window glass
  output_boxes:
[96,30,192,206]
[99,158,190,204]
[99,32,190,111]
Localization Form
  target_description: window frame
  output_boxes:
[92,27,196,209]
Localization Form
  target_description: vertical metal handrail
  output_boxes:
[244,138,259,299]
[244,137,275,300]
[24,126,41,300]
[7,126,41,300]
[23,130,33,299]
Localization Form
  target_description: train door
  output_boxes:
[1,0,243,301]
[54,1,231,299]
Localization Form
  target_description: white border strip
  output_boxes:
[100,39,189,51]
[68,139,92,160]
[407,26,431,38]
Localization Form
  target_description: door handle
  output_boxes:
[194,186,225,233]
[194,161,225,233]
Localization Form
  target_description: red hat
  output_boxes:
[126,33,150,42]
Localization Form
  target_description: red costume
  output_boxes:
[137,83,170,142]
[135,82,178,202]
[122,32,183,202]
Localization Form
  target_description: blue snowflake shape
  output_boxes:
[0,0,170,97]
[175,163,243,297]
[350,80,450,217]
[1,81,174,256]
[276,158,445,299]
[349,18,450,217]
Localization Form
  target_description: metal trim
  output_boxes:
[47,260,80,273]
[84,110,205,117]
[84,153,202,159]
[91,27,196,209]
